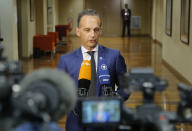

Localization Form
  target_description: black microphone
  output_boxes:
[78,60,91,97]
[12,68,77,121]
[98,58,113,97]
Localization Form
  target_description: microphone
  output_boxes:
[0,38,3,42]
[98,57,113,96]
[78,60,91,97]
[12,68,77,121]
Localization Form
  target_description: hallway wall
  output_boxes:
[126,0,152,36]
[20,0,36,58]
[0,0,60,59]
[152,0,192,83]
[58,0,152,36]
[154,0,164,42]
[21,0,59,58]
[0,0,18,60]
[54,0,59,27]
[85,0,122,36]
[58,0,84,35]
[35,0,44,34]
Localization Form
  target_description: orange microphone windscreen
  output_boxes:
[78,60,91,80]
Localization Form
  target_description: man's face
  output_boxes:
[76,15,101,50]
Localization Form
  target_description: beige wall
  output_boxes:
[0,0,75,59]
[43,0,48,34]
[85,0,122,37]
[53,0,59,28]
[0,0,18,60]
[152,0,192,84]
[125,0,152,36]
[58,0,84,35]
[151,0,164,42]
[47,0,59,32]
[152,0,156,39]
[58,0,152,36]
[35,0,44,34]
[156,0,164,42]
[35,0,52,34]
[20,0,36,58]
[47,0,57,32]
[28,19,36,57]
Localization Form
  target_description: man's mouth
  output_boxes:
[89,40,96,43]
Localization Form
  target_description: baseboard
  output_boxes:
[162,59,191,85]
[20,54,33,60]
[68,34,76,37]
[153,39,162,47]
[130,34,150,37]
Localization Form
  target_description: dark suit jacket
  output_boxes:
[121,8,131,22]
[57,45,128,131]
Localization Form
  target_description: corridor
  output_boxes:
[22,36,192,131]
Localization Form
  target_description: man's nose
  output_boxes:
[90,30,95,37]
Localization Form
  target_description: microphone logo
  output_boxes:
[78,60,91,80]
[98,58,110,84]
[98,58,114,96]
[101,64,107,70]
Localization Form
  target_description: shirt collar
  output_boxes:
[81,45,99,54]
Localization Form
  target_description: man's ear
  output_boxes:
[100,27,103,35]
[76,27,80,37]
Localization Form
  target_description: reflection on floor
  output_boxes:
[22,36,192,131]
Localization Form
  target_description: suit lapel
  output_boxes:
[97,45,105,96]
[75,47,83,66]
[74,48,83,81]
[75,47,83,61]
[98,45,105,68]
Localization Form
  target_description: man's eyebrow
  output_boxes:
[84,27,90,29]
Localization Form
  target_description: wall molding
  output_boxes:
[21,54,33,60]
[162,59,191,85]
[153,39,162,47]
[153,38,191,84]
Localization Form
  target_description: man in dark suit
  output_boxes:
[121,4,131,37]
[58,9,129,131]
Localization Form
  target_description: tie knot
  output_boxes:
[87,51,95,56]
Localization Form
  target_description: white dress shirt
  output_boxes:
[81,45,98,72]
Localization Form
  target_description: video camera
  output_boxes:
[177,83,192,122]
[0,42,24,118]
[79,67,192,131]
[0,59,23,131]
[0,43,77,131]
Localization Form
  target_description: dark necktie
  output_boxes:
[87,51,97,96]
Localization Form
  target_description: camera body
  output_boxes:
[0,44,24,130]
[79,97,122,127]
[79,97,176,131]
[0,61,23,114]
[79,68,192,131]
[177,83,192,122]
